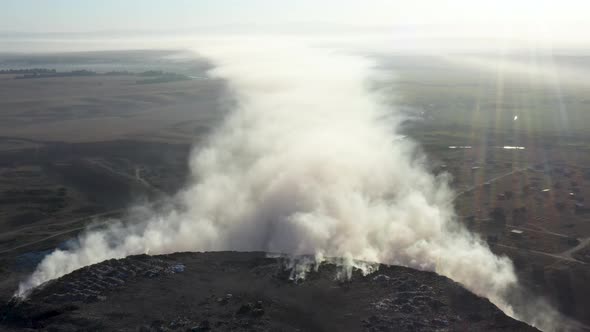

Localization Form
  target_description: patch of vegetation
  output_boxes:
[6,67,191,85]
[14,70,97,79]
[136,72,191,85]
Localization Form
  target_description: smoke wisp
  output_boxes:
[17,40,548,327]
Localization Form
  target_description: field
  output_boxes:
[0,50,589,326]
[382,54,590,136]
[0,50,227,301]
[386,54,590,324]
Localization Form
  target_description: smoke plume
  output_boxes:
[17,40,550,327]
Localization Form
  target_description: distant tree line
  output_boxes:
[0,68,56,74]
[138,70,166,77]
[103,71,133,76]
[14,70,98,79]
[3,68,191,84]
[136,72,190,84]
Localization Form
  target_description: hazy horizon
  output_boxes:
[2,0,590,54]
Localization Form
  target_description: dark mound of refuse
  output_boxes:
[1,251,537,331]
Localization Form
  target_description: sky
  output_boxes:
[1,0,589,49]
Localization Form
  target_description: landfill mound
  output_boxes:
[1,251,537,331]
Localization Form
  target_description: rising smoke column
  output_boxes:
[19,41,519,321]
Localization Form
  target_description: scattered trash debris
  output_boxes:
[171,263,185,273]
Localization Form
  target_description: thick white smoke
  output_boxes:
[18,41,527,325]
